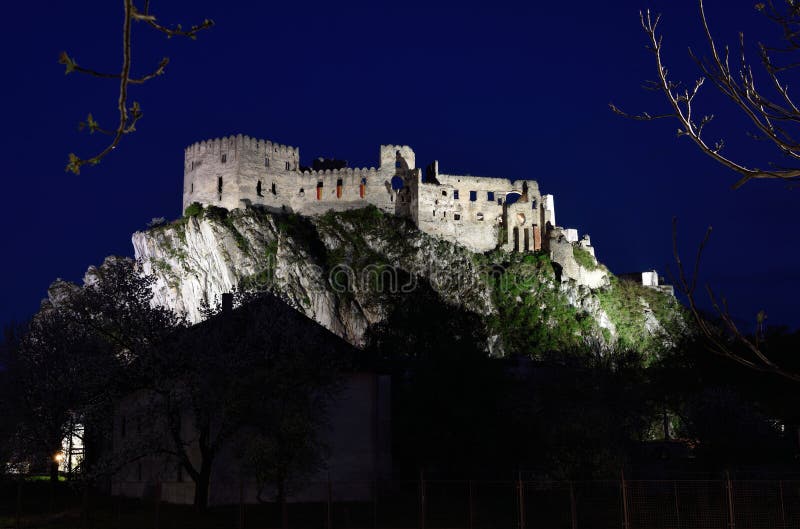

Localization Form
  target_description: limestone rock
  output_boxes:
[126,206,674,356]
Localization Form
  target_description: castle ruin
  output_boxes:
[183,134,593,255]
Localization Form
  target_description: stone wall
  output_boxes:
[183,136,417,218]
[184,135,300,212]
[182,135,571,256]
[548,228,608,289]
[415,167,546,253]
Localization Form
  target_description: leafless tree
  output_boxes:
[613,1,800,383]
[670,219,800,384]
[61,0,213,174]
[611,0,800,189]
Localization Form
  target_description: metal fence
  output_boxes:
[2,475,800,529]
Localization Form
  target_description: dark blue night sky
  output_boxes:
[1,1,796,330]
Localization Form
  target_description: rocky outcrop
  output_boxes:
[126,206,676,355]
[131,207,493,347]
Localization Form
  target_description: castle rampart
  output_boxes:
[181,135,587,256]
[183,137,419,218]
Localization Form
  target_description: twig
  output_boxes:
[62,0,213,174]
[611,1,800,189]
[671,218,800,383]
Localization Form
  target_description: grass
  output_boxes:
[25,475,66,482]
[572,246,598,270]
[596,275,681,356]
[485,251,597,356]
[183,202,203,217]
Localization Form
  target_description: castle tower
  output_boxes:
[183,135,300,214]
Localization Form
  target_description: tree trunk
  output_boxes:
[277,479,288,529]
[193,461,212,510]
[50,460,59,483]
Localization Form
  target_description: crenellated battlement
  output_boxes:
[300,167,378,176]
[185,135,300,158]
[179,134,582,255]
[182,135,408,217]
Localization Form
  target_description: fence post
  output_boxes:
[517,472,526,529]
[15,477,22,529]
[468,480,475,529]
[373,479,378,529]
[725,471,735,529]
[327,476,333,529]
[673,480,680,529]
[114,493,120,529]
[153,481,161,529]
[419,470,426,529]
[569,482,577,529]
[238,477,245,529]
[621,470,630,529]
[779,480,786,529]
[82,482,90,529]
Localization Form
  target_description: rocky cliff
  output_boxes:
[130,205,680,356]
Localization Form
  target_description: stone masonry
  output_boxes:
[182,135,594,255]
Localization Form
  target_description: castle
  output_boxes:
[183,134,595,255]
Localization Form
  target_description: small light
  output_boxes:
[54,452,65,464]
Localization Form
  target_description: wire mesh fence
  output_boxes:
[2,475,800,529]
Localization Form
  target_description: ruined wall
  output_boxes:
[183,136,416,218]
[183,136,569,256]
[542,194,556,228]
[548,228,608,289]
[503,181,545,253]
[416,167,545,253]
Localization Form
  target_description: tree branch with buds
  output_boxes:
[60,0,213,174]
[611,0,800,189]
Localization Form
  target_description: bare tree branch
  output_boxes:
[611,1,800,189]
[62,0,213,174]
[670,218,800,383]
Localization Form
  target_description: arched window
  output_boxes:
[217,177,223,194]
[256,180,263,197]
